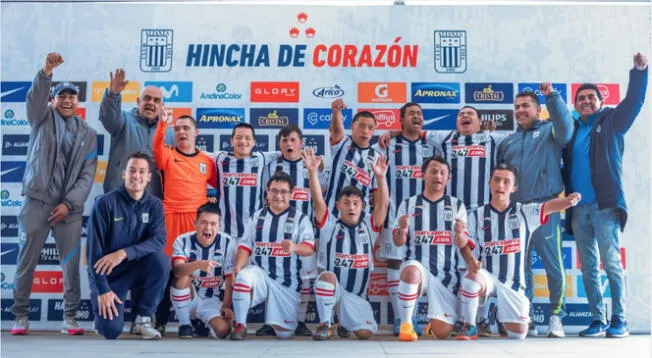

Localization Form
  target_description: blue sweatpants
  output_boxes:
[89,251,170,339]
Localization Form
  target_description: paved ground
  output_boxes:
[1,331,650,358]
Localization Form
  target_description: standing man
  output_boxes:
[326,99,383,217]
[374,103,438,335]
[99,68,174,197]
[153,113,217,332]
[229,172,316,340]
[87,152,169,340]
[562,53,648,338]
[11,53,98,336]
[497,83,573,338]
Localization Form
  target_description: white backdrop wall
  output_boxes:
[0,3,650,333]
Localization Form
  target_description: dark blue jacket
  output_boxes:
[87,186,166,294]
[562,68,648,233]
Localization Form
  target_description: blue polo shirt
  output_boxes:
[570,111,601,205]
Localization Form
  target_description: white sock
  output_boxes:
[476,300,491,323]
[232,273,253,326]
[397,281,419,324]
[297,279,311,323]
[459,277,481,325]
[314,280,336,326]
[170,287,192,326]
[387,268,401,321]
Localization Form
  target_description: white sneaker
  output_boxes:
[61,317,85,335]
[132,315,161,340]
[547,315,565,338]
[527,320,538,337]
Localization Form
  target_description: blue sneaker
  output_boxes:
[412,315,423,336]
[393,318,401,336]
[606,317,629,338]
[455,325,478,341]
[579,320,608,337]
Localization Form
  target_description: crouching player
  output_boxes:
[229,172,316,340]
[392,156,472,341]
[456,164,581,340]
[301,149,389,340]
[170,203,235,339]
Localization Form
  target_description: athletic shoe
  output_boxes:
[337,324,351,338]
[496,318,507,337]
[527,319,538,337]
[477,318,492,337]
[393,317,401,336]
[10,317,29,335]
[449,320,464,337]
[133,315,161,340]
[579,320,608,338]
[61,317,85,335]
[178,324,193,339]
[294,322,312,336]
[455,325,478,341]
[312,323,333,341]
[412,315,423,336]
[547,315,565,338]
[606,317,629,338]
[230,323,247,340]
[154,323,166,336]
[256,324,276,336]
[398,322,418,342]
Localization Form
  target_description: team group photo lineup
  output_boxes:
[0,2,650,348]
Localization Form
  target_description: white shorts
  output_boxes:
[333,280,378,333]
[189,294,223,325]
[400,260,457,325]
[478,268,529,325]
[241,265,300,331]
[380,228,406,261]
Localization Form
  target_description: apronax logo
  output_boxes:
[411,82,460,103]
[196,108,245,129]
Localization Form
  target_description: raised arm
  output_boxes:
[152,111,171,171]
[542,192,581,217]
[370,155,390,228]
[611,53,648,133]
[541,82,573,146]
[329,99,347,144]
[98,68,129,136]
[26,53,63,128]
[302,148,327,224]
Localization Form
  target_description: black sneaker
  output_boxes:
[337,325,351,338]
[450,321,464,337]
[255,324,276,336]
[178,324,193,339]
[294,322,312,336]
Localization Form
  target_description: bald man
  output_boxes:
[99,68,175,198]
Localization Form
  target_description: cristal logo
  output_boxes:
[374,84,388,98]
[312,85,344,98]
[597,84,610,100]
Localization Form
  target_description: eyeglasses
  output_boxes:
[269,189,291,196]
[142,94,162,104]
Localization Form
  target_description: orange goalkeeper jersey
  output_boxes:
[153,120,217,214]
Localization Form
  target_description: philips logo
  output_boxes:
[312,85,344,99]
[144,81,192,102]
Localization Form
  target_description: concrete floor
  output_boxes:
[1,331,650,358]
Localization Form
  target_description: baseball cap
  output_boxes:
[50,82,80,98]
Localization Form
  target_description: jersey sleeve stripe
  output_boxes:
[238,244,252,254]
[540,203,549,225]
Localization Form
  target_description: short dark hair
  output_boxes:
[400,102,422,120]
[196,202,221,220]
[126,152,153,172]
[352,111,376,125]
[515,91,540,106]
[459,105,481,119]
[421,155,450,176]
[231,122,256,139]
[175,115,197,128]
[336,185,365,202]
[574,83,603,102]
[492,163,518,182]
[267,171,294,191]
[279,124,303,140]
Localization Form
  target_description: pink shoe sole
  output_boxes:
[10,329,28,335]
[63,328,85,335]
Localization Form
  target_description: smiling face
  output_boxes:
[123,158,152,195]
[400,104,424,135]
[574,88,603,119]
[456,106,482,136]
[267,180,292,213]
[514,95,540,130]
[230,126,255,158]
[195,211,220,247]
[51,91,79,118]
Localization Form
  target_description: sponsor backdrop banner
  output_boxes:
[1,3,650,333]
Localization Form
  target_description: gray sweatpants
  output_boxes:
[11,197,82,319]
